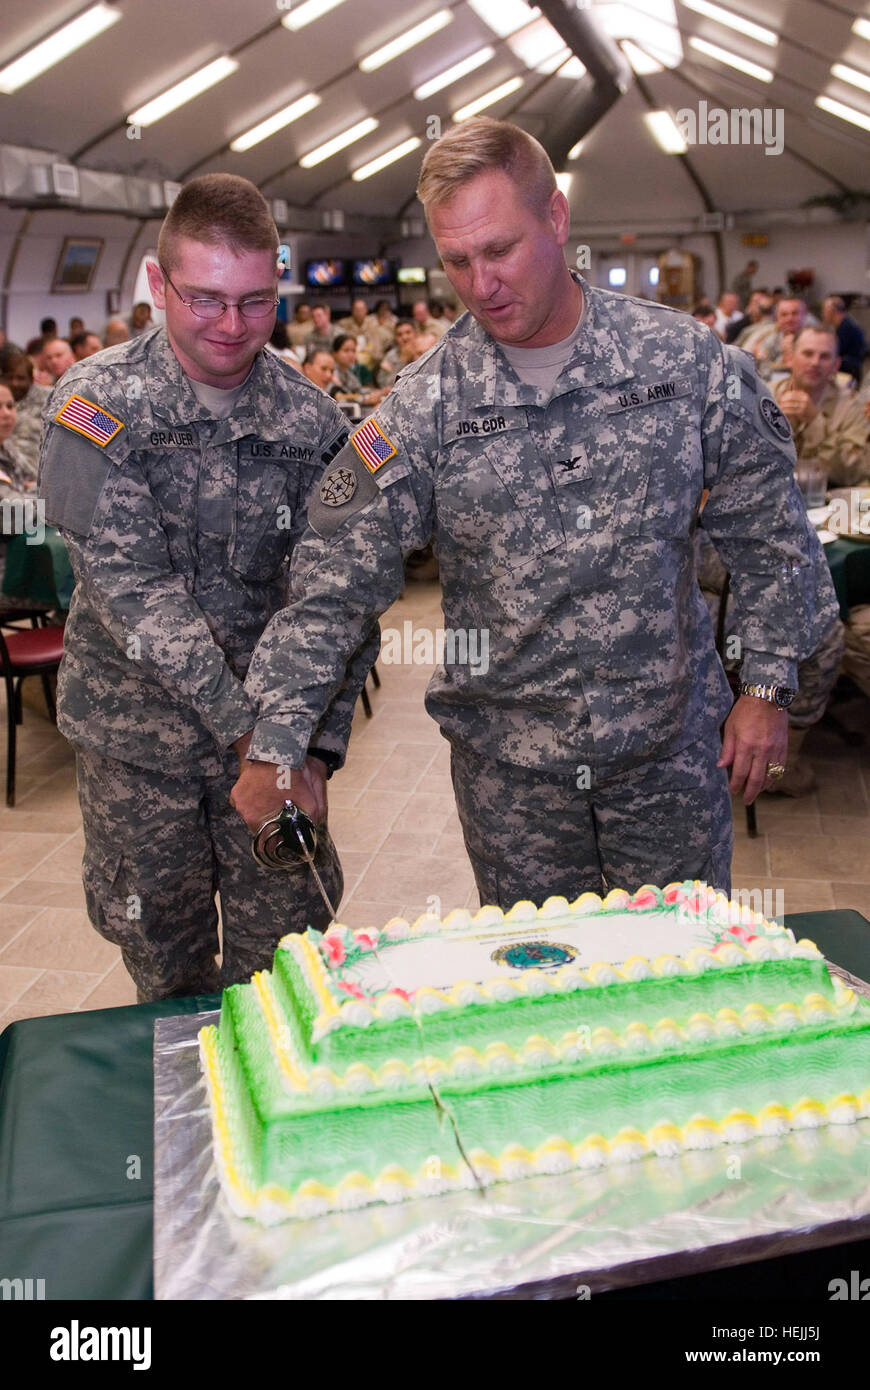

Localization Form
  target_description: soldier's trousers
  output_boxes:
[75,748,343,1003]
[450,734,733,909]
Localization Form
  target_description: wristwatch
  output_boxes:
[739,682,796,709]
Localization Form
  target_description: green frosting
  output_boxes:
[205,895,870,1213]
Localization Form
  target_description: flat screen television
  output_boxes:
[352,258,396,287]
[305,258,348,288]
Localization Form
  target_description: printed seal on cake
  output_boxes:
[491,939,577,971]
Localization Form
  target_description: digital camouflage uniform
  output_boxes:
[39,327,376,1001]
[244,276,839,903]
[695,528,844,729]
[9,382,51,476]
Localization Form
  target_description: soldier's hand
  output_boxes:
[230,760,318,830]
[718,696,789,804]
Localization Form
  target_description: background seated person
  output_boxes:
[266,320,301,366]
[301,347,335,392]
[70,331,104,361]
[336,298,381,383]
[287,301,313,350]
[729,290,774,345]
[752,298,809,378]
[306,303,334,355]
[411,298,446,338]
[128,301,153,337]
[103,319,130,347]
[1,352,51,474]
[0,380,39,587]
[695,527,845,796]
[329,334,386,406]
[774,326,870,487]
[822,295,867,384]
[692,302,718,334]
[376,318,428,389]
[372,298,397,354]
[42,337,76,383]
[25,338,53,386]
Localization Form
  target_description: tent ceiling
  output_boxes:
[1,0,869,222]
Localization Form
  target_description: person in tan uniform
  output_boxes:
[774,326,870,486]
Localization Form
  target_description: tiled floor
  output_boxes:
[1,578,870,1029]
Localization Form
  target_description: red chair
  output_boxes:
[0,619,64,806]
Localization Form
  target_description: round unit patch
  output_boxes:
[319,466,357,507]
[491,940,577,971]
[759,396,792,443]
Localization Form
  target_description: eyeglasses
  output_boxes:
[160,266,278,320]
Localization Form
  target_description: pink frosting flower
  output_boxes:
[355,932,378,952]
[390,987,412,1002]
[727,925,755,945]
[321,935,346,967]
[629,888,658,910]
[337,980,366,999]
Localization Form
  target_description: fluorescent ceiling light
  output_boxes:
[281,0,346,30]
[815,94,870,133]
[508,17,568,70]
[688,35,773,81]
[352,136,422,180]
[555,172,573,196]
[597,3,683,69]
[230,93,320,151]
[620,40,664,74]
[453,76,524,122]
[852,18,870,43]
[568,139,584,159]
[557,56,587,78]
[414,46,494,99]
[831,62,870,96]
[466,0,540,39]
[359,10,452,72]
[0,3,121,94]
[679,0,777,47]
[644,110,688,152]
[300,117,379,167]
[128,57,239,126]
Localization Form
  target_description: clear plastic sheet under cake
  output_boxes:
[153,994,870,1301]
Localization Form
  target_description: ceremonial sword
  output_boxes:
[250,800,338,921]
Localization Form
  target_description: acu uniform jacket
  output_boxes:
[38,327,376,775]
[243,276,839,778]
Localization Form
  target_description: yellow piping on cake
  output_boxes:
[200,1021,870,1224]
[252,971,308,1092]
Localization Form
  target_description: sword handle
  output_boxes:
[251,799,318,869]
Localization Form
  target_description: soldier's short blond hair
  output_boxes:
[158,174,278,272]
[416,117,557,220]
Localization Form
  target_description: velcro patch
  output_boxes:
[350,418,398,474]
[56,395,124,447]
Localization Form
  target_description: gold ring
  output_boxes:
[766,763,786,779]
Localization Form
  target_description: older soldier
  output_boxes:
[775,326,870,487]
[231,119,837,905]
[38,174,372,1002]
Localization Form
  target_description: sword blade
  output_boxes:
[306,855,339,922]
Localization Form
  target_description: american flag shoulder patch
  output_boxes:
[350,418,398,474]
[56,395,124,447]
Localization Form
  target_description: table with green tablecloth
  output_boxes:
[0,527,74,610]
[1,911,869,1301]
[826,536,870,620]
